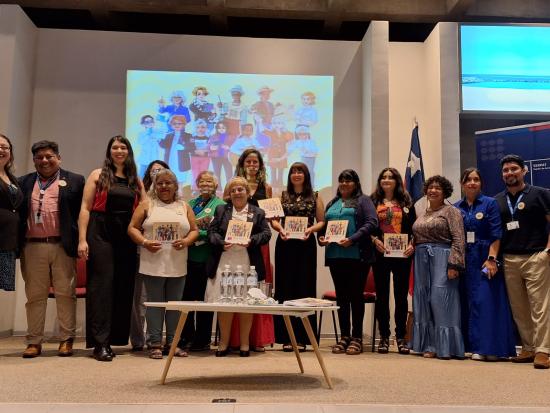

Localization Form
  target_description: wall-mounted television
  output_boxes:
[460,24,550,114]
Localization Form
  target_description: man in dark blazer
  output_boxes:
[18,140,84,358]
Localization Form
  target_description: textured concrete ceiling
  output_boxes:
[4,0,550,41]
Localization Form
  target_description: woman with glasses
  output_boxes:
[178,171,225,352]
[319,169,378,355]
[78,136,145,361]
[0,134,23,292]
[128,168,198,359]
[204,177,271,356]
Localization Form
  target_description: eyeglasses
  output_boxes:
[0,146,10,151]
[142,120,154,124]
[156,181,175,187]
[33,155,57,161]
[230,186,246,194]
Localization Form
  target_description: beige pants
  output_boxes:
[503,252,550,354]
[21,242,77,344]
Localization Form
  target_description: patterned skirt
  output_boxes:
[0,250,16,291]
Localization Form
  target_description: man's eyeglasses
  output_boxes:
[0,146,11,151]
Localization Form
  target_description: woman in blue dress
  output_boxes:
[455,167,516,361]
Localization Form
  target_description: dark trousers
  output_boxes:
[328,259,369,339]
[372,254,412,339]
[86,212,136,348]
[179,260,213,348]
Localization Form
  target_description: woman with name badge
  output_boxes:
[455,168,516,361]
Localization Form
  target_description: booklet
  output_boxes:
[257,197,285,218]
[152,222,181,243]
[284,216,308,239]
[383,233,409,258]
[224,220,253,244]
[283,297,335,307]
[324,220,348,243]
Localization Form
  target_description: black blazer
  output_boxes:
[18,168,85,258]
[159,132,194,172]
[206,202,272,280]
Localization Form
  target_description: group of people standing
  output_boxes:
[0,131,548,369]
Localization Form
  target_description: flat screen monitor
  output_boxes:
[460,24,550,114]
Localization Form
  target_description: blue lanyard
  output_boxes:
[506,193,524,220]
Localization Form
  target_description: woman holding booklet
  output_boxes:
[205,176,271,357]
[370,168,416,355]
[318,169,378,355]
[128,168,198,359]
[231,149,275,352]
[271,162,325,351]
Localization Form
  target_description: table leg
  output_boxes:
[301,316,333,389]
[283,315,304,373]
[160,310,188,385]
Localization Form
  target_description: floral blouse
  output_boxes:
[280,191,317,227]
[412,204,465,270]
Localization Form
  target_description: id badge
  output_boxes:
[466,231,475,243]
[506,221,520,231]
[34,212,43,225]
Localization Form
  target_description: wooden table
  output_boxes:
[145,301,339,389]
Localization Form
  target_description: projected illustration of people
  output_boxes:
[208,121,233,188]
[250,85,279,139]
[264,115,293,191]
[158,90,191,128]
[229,123,263,168]
[136,115,162,178]
[217,85,248,140]
[189,86,216,132]
[190,119,211,189]
[287,125,318,187]
[159,115,195,184]
[294,92,318,127]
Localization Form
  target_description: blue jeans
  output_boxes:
[143,275,186,346]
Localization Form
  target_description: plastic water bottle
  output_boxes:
[233,265,245,303]
[246,265,258,293]
[220,264,232,302]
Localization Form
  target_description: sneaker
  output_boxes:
[471,353,486,361]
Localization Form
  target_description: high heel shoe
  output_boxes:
[239,350,250,357]
[216,348,229,357]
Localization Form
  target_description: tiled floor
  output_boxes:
[2,405,549,413]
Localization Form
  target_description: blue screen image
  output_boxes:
[461,25,550,112]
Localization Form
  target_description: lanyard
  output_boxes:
[506,193,524,220]
[36,171,59,218]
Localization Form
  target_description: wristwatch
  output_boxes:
[487,255,496,261]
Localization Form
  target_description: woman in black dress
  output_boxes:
[271,162,325,350]
[78,136,144,361]
[0,134,23,292]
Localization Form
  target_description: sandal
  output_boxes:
[397,339,410,355]
[377,337,389,354]
[423,351,436,358]
[332,336,351,354]
[149,347,163,359]
[174,347,188,357]
[346,338,363,355]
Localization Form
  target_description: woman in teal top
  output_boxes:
[178,171,225,352]
[319,169,378,355]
